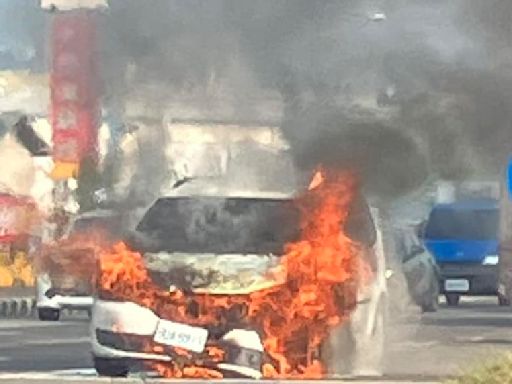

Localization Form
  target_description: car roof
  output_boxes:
[432,198,498,211]
[74,209,120,220]
[161,178,297,200]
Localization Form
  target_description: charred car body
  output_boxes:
[36,209,122,321]
[90,179,387,378]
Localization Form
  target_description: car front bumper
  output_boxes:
[439,263,498,295]
[91,299,264,378]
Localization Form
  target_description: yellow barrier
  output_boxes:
[0,251,34,288]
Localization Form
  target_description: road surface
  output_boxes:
[385,297,512,378]
[0,298,508,381]
[0,311,91,372]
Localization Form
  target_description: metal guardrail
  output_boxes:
[0,297,35,318]
[0,287,35,318]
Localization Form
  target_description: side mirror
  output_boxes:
[402,245,425,263]
[124,230,159,253]
[416,221,427,240]
[124,230,142,249]
[411,245,424,256]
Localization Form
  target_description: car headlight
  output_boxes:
[483,254,499,265]
[93,300,159,335]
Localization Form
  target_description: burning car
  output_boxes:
[90,175,386,378]
[36,209,122,321]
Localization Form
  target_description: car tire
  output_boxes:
[445,293,460,307]
[38,308,60,321]
[93,357,129,377]
[498,293,510,306]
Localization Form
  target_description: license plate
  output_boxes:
[153,319,208,353]
[445,279,469,292]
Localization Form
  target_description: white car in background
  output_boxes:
[90,179,388,378]
[36,209,122,321]
[394,226,440,313]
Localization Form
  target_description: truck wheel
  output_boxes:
[498,293,510,306]
[94,357,129,377]
[38,308,60,321]
[445,293,460,306]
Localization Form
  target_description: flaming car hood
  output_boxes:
[144,252,286,294]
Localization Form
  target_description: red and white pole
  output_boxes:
[51,11,100,168]
[43,1,107,180]
[43,0,107,231]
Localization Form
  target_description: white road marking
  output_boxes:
[51,368,97,376]
[0,330,21,337]
[0,369,159,378]
[0,336,90,349]
[21,336,90,346]
[0,373,441,384]
[388,340,440,351]
[0,373,107,381]
[0,320,83,329]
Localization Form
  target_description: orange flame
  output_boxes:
[49,169,370,378]
[308,170,325,191]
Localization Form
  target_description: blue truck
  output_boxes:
[423,198,504,306]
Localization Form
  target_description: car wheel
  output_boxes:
[93,357,129,377]
[498,293,510,306]
[38,308,60,321]
[445,293,460,306]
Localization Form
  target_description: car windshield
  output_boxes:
[135,197,301,254]
[425,208,498,241]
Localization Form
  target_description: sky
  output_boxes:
[0,0,46,71]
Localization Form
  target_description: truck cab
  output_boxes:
[423,198,502,306]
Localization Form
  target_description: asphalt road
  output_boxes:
[0,298,509,381]
[385,296,512,378]
[0,311,91,372]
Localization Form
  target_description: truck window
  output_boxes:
[135,197,301,254]
[425,208,498,241]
